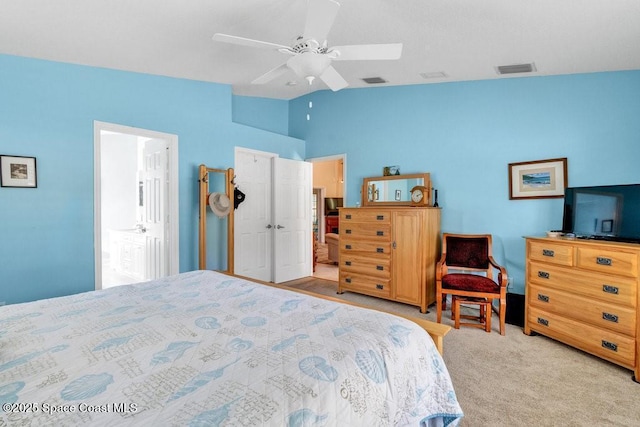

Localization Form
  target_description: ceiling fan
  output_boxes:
[212,0,402,91]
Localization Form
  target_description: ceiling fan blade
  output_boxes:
[213,33,291,51]
[303,0,341,43]
[330,43,403,61]
[251,62,291,85]
[319,65,348,91]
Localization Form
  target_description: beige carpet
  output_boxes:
[282,277,640,427]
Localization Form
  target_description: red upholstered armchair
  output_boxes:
[436,233,508,335]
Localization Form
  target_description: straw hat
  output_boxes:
[208,192,231,218]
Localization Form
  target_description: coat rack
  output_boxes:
[198,164,235,272]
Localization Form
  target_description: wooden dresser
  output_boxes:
[338,207,441,313]
[524,236,640,381]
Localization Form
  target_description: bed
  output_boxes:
[0,270,463,426]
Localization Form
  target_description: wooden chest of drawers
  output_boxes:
[338,207,441,313]
[524,237,640,381]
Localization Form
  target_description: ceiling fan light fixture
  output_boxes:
[287,52,332,83]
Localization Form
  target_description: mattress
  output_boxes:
[0,270,462,426]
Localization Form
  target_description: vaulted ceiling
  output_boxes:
[1,0,639,100]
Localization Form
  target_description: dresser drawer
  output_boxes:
[339,273,391,298]
[340,240,391,256]
[528,261,637,308]
[340,255,390,279]
[529,284,636,336]
[528,240,573,266]
[528,307,635,368]
[341,223,391,240]
[576,247,638,278]
[340,209,391,223]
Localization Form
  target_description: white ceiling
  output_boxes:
[1,0,639,100]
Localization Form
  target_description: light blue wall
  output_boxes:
[233,95,289,136]
[290,71,640,293]
[0,54,301,304]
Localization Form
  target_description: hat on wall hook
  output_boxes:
[208,192,231,218]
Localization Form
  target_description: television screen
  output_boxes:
[325,197,343,215]
[562,184,640,243]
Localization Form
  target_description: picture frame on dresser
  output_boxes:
[0,155,37,188]
[508,157,567,199]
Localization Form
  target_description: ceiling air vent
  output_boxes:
[420,71,448,79]
[361,77,387,84]
[495,63,537,75]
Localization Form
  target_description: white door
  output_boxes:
[141,138,169,280]
[273,157,313,283]
[234,149,275,281]
[234,149,313,283]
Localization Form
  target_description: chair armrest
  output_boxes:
[488,256,508,287]
[436,251,447,280]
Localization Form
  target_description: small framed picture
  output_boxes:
[601,219,613,234]
[508,157,567,200]
[383,165,400,176]
[1,155,37,188]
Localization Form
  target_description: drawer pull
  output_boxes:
[345,261,352,266]
[537,271,550,279]
[376,265,384,271]
[602,312,619,323]
[345,244,352,250]
[602,285,619,295]
[596,257,612,266]
[602,340,618,352]
[542,249,555,257]
[537,317,549,327]
[346,214,352,219]
[345,277,352,284]
[537,294,549,303]
[376,231,384,236]
[346,229,352,234]
[376,247,384,253]
[376,215,384,220]
[376,284,384,290]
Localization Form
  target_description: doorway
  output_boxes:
[309,154,346,282]
[93,121,179,290]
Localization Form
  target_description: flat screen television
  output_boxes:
[562,184,640,244]
[325,197,343,216]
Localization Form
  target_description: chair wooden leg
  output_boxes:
[451,295,456,319]
[499,297,506,335]
[485,302,492,333]
[436,292,443,323]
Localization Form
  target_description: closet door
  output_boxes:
[273,157,313,283]
[234,149,313,283]
[234,150,275,282]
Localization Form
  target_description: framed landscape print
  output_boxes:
[509,157,567,200]
[0,155,38,188]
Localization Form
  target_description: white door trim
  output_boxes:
[93,121,179,290]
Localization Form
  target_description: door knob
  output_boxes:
[276,225,285,229]
[266,224,273,229]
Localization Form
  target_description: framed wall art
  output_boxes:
[509,157,567,200]
[1,155,38,188]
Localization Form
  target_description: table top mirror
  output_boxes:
[362,173,431,207]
